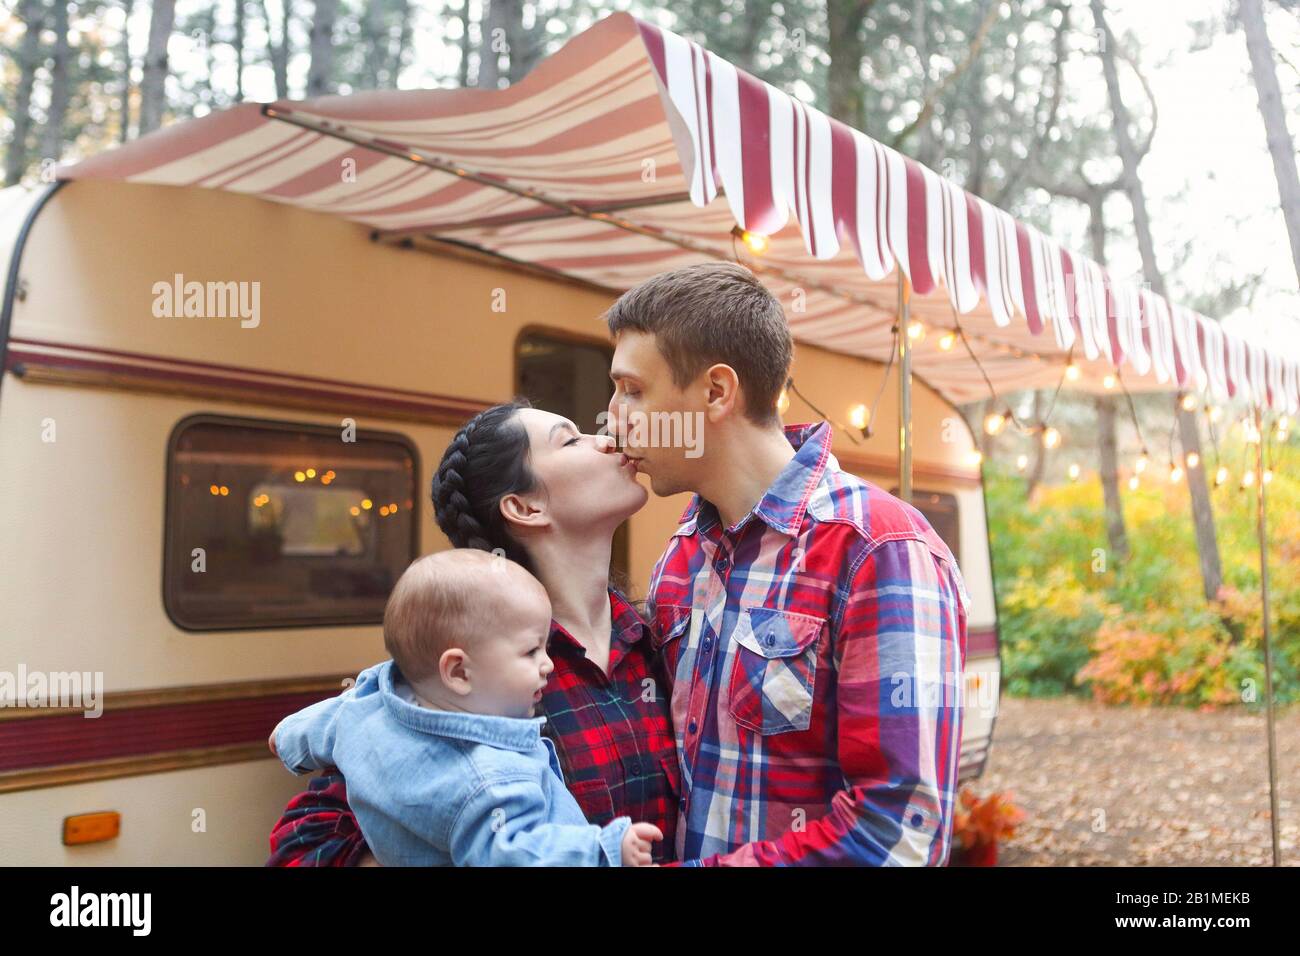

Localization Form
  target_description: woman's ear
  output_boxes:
[499,492,551,532]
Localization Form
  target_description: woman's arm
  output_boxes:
[265,768,376,867]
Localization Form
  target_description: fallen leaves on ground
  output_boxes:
[977,696,1299,866]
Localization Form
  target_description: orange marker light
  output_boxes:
[63,811,121,846]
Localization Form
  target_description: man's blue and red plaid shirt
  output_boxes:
[649,421,970,866]
[266,588,679,865]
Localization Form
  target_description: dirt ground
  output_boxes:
[976,696,1299,866]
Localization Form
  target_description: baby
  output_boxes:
[269,548,662,866]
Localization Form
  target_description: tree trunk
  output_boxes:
[140,0,178,135]
[307,0,339,96]
[1095,395,1130,562]
[362,0,385,89]
[391,0,412,85]
[1086,193,1130,564]
[479,0,507,89]
[42,0,72,165]
[1092,0,1222,601]
[4,0,46,185]
[262,0,291,100]
[119,0,135,142]
[234,0,246,101]
[459,0,472,87]
[826,0,873,129]
[1239,0,1300,286]
[1026,390,1047,500]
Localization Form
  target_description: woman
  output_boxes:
[266,399,680,865]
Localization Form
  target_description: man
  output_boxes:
[604,261,969,866]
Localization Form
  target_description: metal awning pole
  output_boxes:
[898,272,913,503]
[1253,403,1281,867]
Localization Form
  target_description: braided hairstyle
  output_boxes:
[430,400,539,575]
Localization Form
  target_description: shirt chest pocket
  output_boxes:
[728,607,827,735]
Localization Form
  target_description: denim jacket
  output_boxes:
[272,660,632,866]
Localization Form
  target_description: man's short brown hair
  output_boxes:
[603,262,793,424]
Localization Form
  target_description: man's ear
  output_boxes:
[499,492,551,532]
[439,648,472,696]
[703,363,740,423]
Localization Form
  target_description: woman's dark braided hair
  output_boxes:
[430,399,539,575]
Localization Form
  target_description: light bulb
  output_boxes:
[1242,469,1256,488]
[1016,454,1029,471]
[1215,466,1229,487]
[1185,452,1199,469]
[1135,454,1148,475]
[1128,475,1139,490]
[907,320,926,343]
[984,411,1007,436]
[1068,463,1080,481]
[1103,374,1117,390]
[1065,363,1080,381]
[938,332,956,351]
[848,404,867,430]
[1041,427,1061,449]
[1169,464,1183,483]
[1180,393,1196,411]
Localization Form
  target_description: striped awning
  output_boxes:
[61,11,1299,412]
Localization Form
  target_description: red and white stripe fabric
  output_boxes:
[60,12,1300,412]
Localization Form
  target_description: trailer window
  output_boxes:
[164,414,418,631]
[889,488,960,559]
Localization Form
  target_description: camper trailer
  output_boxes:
[0,176,1000,864]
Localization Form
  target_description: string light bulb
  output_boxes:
[1263,469,1273,485]
[1128,475,1139,490]
[1241,469,1256,488]
[1135,452,1149,474]
[1068,463,1080,481]
[848,404,867,430]
[1169,463,1183,483]
[1180,393,1196,412]
[984,410,1007,436]
[730,225,768,254]
[938,332,956,351]
[1016,454,1029,471]
[1185,451,1199,469]
[1041,426,1061,450]
[907,320,926,343]
[1208,406,1223,423]
[1103,373,1117,390]
[966,449,984,467]
[1065,362,1081,382]
[1214,466,1229,487]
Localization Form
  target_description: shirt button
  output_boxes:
[715,556,729,572]
[703,636,712,649]
[628,761,640,774]
[688,720,698,734]
[679,797,687,809]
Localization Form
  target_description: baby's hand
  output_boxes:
[620,822,663,867]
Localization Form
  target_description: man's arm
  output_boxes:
[696,536,968,866]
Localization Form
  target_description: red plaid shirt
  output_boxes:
[266,588,679,865]
[649,421,970,866]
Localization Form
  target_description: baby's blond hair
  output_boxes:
[383,550,545,683]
